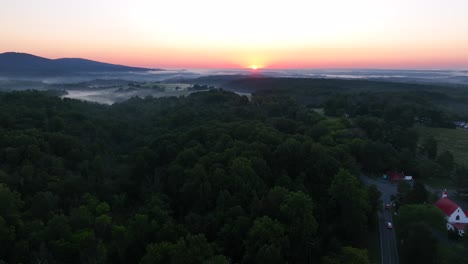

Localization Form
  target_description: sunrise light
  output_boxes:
[1,0,468,69]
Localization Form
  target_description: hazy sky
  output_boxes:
[1,0,468,69]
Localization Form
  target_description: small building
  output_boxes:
[435,190,468,236]
[386,171,404,182]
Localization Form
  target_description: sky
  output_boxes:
[1,0,468,69]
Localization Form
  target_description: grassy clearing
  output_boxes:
[416,127,468,167]
[312,108,325,116]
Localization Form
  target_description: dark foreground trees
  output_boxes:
[0,90,378,263]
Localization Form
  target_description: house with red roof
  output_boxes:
[435,190,468,236]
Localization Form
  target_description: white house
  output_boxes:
[435,191,468,236]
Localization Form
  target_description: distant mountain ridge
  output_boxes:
[0,52,155,74]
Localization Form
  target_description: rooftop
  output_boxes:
[435,197,460,216]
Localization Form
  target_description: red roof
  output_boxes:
[435,198,460,216]
[387,171,404,181]
[451,223,468,231]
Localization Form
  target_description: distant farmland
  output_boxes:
[417,127,468,167]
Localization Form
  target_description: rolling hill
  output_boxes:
[0,52,154,74]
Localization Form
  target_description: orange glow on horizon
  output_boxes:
[2,0,468,70]
[10,44,468,70]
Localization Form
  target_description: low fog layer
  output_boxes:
[2,68,468,84]
[1,69,468,104]
[61,83,201,105]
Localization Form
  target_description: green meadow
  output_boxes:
[417,127,468,167]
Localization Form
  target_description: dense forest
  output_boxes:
[0,86,466,263]
[191,77,468,119]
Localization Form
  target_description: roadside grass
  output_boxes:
[416,126,468,167]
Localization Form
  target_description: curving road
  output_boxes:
[361,175,399,264]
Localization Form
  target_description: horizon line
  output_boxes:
[2,51,468,72]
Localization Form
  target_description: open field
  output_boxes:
[417,127,468,167]
[312,108,325,115]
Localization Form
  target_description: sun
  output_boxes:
[251,65,259,70]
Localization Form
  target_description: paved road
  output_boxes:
[361,175,399,264]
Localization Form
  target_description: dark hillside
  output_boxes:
[0,52,152,74]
